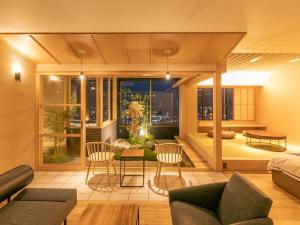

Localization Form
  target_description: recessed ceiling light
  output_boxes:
[289,58,300,63]
[49,75,60,81]
[250,57,261,63]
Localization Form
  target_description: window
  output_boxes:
[198,88,233,120]
[151,79,179,125]
[86,79,97,125]
[103,78,109,122]
[110,78,113,120]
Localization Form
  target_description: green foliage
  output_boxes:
[119,88,154,147]
[113,147,157,161]
[43,105,79,163]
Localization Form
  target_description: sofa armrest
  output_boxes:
[231,217,273,225]
[169,182,227,211]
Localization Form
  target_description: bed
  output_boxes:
[268,153,300,199]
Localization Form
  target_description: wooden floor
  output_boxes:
[68,173,300,225]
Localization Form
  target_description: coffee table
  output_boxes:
[245,130,287,149]
[120,149,145,187]
[78,203,139,225]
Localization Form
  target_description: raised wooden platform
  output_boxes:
[198,121,267,133]
[185,133,300,171]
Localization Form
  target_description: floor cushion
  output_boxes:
[207,130,236,139]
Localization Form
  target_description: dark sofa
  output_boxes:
[0,165,77,225]
[169,172,273,225]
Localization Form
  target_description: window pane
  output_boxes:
[42,136,81,164]
[110,78,113,120]
[119,79,150,125]
[71,78,81,104]
[197,89,203,120]
[103,78,109,122]
[42,76,65,104]
[42,106,81,134]
[203,88,213,120]
[223,88,234,120]
[151,79,179,125]
[86,79,97,125]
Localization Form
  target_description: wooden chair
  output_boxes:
[85,142,116,183]
[155,143,184,178]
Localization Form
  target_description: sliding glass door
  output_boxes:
[38,75,85,169]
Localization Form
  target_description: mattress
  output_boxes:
[268,153,300,181]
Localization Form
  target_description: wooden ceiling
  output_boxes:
[1,33,245,65]
[228,53,300,71]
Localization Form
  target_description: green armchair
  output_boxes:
[169,172,273,225]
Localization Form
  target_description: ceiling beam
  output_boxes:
[187,73,213,85]
[36,63,216,73]
[172,74,200,88]
[30,35,61,64]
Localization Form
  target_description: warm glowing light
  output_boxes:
[165,72,171,80]
[289,58,300,63]
[198,71,272,86]
[250,57,261,63]
[12,62,21,73]
[139,128,146,137]
[79,74,85,80]
[49,75,60,82]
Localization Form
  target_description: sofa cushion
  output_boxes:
[170,201,222,225]
[0,201,68,225]
[217,173,272,225]
[13,188,77,214]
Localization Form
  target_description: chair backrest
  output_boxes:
[155,143,183,163]
[217,172,273,225]
[86,142,114,161]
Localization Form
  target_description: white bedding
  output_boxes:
[268,153,300,181]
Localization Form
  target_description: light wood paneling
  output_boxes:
[228,53,300,72]
[1,33,245,65]
[234,87,255,121]
[32,34,79,63]
[2,34,56,63]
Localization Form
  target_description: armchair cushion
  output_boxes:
[169,182,227,211]
[217,173,273,225]
[231,217,273,225]
[170,201,221,225]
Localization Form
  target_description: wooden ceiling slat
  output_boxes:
[90,34,107,64]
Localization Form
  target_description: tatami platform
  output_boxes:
[186,133,300,171]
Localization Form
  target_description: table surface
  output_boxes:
[246,130,286,139]
[78,203,139,225]
[121,149,145,158]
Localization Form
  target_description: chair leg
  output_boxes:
[158,163,162,179]
[177,162,182,178]
[106,161,110,182]
[112,160,116,175]
[93,163,96,175]
[155,162,159,177]
[86,161,91,184]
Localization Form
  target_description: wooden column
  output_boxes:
[213,62,226,171]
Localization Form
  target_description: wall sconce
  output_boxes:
[12,62,21,82]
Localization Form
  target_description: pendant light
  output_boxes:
[165,49,171,80]
[78,49,85,80]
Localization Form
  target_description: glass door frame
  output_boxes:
[36,74,86,170]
